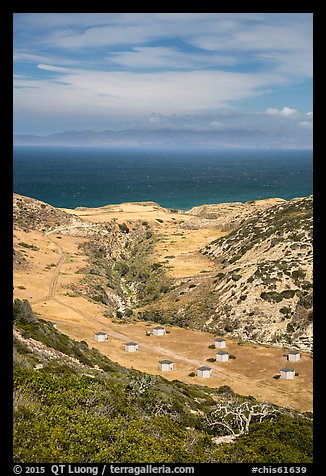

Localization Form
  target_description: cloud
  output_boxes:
[14,13,312,79]
[107,46,236,70]
[299,121,313,128]
[265,107,297,117]
[13,13,313,145]
[209,121,224,129]
[37,64,75,73]
[15,66,280,117]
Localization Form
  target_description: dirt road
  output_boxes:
[22,225,312,412]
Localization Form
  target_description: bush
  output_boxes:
[160,285,170,294]
[225,415,313,463]
[206,358,216,363]
[13,298,313,463]
[115,262,129,277]
[151,263,162,270]
[118,223,129,234]
[18,242,39,251]
[281,290,296,299]
[260,292,283,303]
[279,307,291,315]
[286,323,295,333]
[292,269,306,280]
[217,385,234,394]
[229,355,236,360]
[229,254,241,264]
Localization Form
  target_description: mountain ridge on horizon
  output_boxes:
[14,128,312,149]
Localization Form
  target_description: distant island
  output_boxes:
[13,128,312,149]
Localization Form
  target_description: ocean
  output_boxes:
[13,146,313,210]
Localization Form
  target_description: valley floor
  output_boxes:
[13,201,313,412]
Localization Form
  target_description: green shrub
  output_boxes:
[151,263,162,270]
[286,323,295,333]
[115,262,129,277]
[18,242,39,251]
[260,292,283,303]
[281,290,296,299]
[279,307,291,315]
[223,415,313,463]
[292,269,306,280]
[118,222,130,233]
[13,299,313,464]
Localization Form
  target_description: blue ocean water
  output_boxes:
[13,146,313,210]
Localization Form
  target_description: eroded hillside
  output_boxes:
[13,194,313,353]
[203,196,313,350]
[138,197,313,352]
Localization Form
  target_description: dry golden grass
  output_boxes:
[62,201,226,278]
[14,201,313,412]
[34,304,313,412]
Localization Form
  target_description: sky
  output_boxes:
[13,13,313,147]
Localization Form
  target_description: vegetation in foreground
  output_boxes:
[13,299,312,463]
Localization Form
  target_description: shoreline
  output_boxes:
[13,192,312,214]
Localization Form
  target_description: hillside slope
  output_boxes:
[13,193,313,353]
[13,194,85,232]
[185,198,286,231]
[140,196,313,352]
[203,196,313,351]
[13,299,312,463]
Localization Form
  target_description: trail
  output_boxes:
[30,230,66,305]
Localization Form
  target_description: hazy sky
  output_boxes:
[13,13,313,146]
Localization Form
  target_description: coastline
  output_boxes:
[14,192,312,215]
